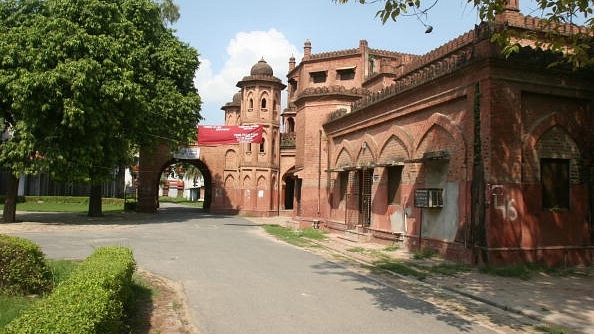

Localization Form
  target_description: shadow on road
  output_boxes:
[310,261,478,332]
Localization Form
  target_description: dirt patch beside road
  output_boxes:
[133,269,201,334]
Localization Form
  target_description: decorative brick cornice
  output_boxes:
[369,48,410,58]
[308,48,360,61]
[498,11,592,36]
[238,74,285,86]
[295,85,371,101]
[348,26,488,114]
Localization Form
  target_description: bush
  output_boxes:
[3,246,136,334]
[0,234,52,296]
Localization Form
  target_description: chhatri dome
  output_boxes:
[232,91,241,104]
[250,58,273,76]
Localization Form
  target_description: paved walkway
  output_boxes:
[245,216,594,334]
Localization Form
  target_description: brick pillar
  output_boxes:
[137,144,171,213]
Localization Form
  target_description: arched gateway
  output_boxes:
[136,144,213,213]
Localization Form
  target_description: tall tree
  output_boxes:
[0,0,201,220]
[334,0,594,68]
[0,0,53,222]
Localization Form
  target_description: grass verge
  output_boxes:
[262,224,326,247]
[159,196,204,208]
[125,274,156,333]
[0,295,35,329]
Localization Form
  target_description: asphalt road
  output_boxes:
[5,203,501,334]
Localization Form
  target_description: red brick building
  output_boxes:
[138,3,594,266]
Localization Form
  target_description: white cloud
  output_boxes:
[195,29,302,125]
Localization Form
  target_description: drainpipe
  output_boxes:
[418,208,423,251]
[318,129,322,216]
[277,131,281,216]
[471,82,488,264]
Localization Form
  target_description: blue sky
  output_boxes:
[171,0,543,125]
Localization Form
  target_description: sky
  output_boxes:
[171,0,544,126]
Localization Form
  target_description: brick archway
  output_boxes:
[137,144,212,213]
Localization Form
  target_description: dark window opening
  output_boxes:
[337,68,355,80]
[261,98,267,109]
[339,171,348,202]
[289,79,297,97]
[287,118,295,133]
[541,158,570,210]
[311,71,327,83]
[387,166,403,204]
[259,138,265,153]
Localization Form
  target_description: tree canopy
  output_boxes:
[334,0,594,68]
[0,0,201,220]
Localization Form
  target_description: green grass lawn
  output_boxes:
[158,196,204,208]
[0,195,203,213]
[10,200,125,213]
[0,196,127,213]
[0,295,35,329]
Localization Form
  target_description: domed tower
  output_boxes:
[235,58,286,215]
[221,91,242,126]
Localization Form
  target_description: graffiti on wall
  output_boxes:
[489,185,518,221]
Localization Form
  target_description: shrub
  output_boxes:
[3,246,136,334]
[0,235,52,296]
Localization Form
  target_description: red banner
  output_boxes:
[197,125,263,145]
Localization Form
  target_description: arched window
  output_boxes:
[287,118,295,133]
[259,138,266,153]
[272,138,276,156]
[248,98,254,110]
[261,98,267,109]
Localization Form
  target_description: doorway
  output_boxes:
[345,168,373,229]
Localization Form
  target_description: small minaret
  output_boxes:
[496,0,521,24]
[504,0,519,12]
[303,40,311,60]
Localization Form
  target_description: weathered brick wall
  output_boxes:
[483,63,593,266]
